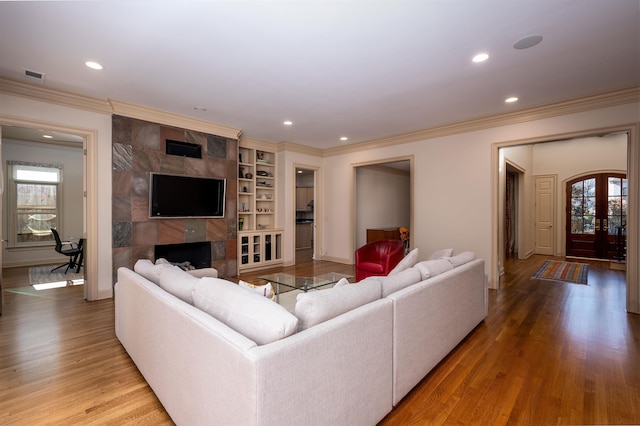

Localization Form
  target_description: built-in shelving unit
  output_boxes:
[237,146,282,272]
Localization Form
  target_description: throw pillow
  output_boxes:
[415,259,454,280]
[295,279,381,331]
[158,265,200,305]
[239,280,275,300]
[333,277,350,288]
[445,251,476,267]
[187,268,219,278]
[388,248,420,275]
[380,267,422,297]
[134,258,170,285]
[429,248,454,260]
[193,278,298,345]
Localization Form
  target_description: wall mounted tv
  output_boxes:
[150,173,226,218]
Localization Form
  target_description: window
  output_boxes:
[7,162,62,247]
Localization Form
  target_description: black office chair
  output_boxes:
[50,228,84,273]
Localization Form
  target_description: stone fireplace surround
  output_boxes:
[111,115,238,282]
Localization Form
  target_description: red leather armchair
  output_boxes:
[355,239,405,281]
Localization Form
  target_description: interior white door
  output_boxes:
[534,175,556,255]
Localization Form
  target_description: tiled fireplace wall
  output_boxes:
[111,115,238,282]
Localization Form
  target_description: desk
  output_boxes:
[366,228,401,243]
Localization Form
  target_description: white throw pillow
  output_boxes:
[187,268,219,278]
[333,277,350,288]
[295,279,381,331]
[158,265,200,305]
[193,278,298,345]
[134,259,170,284]
[155,257,171,265]
[388,248,420,275]
[445,251,476,267]
[415,259,454,280]
[380,267,422,297]
[239,280,275,300]
[429,248,454,260]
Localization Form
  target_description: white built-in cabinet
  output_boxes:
[237,146,283,272]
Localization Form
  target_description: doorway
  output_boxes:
[295,167,315,263]
[1,124,86,301]
[566,172,627,260]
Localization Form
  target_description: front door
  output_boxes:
[566,173,627,259]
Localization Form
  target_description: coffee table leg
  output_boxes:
[276,281,280,303]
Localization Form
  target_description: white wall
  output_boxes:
[294,102,639,293]
[355,166,410,248]
[2,139,83,266]
[0,93,113,299]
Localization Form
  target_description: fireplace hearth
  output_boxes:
[155,242,212,269]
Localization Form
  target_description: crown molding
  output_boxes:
[0,77,112,114]
[322,86,640,157]
[108,99,242,140]
[0,77,242,139]
[276,141,323,157]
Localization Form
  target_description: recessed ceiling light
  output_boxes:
[513,35,543,50]
[472,53,489,63]
[340,136,348,141]
[194,106,207,112]
[505,97,519,103]
[42,134,53,139]
[283,120,293,126]
[297,170,303,174]
[85,61,103,70]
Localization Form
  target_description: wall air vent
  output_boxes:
[24,68,46,84]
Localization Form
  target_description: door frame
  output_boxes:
[491,124,639,314]
[0,117,98,301]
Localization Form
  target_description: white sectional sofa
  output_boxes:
[115,252,486,426]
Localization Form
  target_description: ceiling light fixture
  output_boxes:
[42,134,53,139]
[283,120,293,126]
[340,136,348,141]
[505,97,519,103]
[85,61,103,70]
[513,35,543,50]
[194,106,207,112]
[472,53,489,63]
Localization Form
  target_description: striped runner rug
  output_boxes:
[532,260,589,285]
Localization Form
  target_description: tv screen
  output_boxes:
[150,173,226,218]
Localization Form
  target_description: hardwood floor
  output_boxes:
[1,256,638,425]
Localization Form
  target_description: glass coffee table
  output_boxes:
[258,272,353,302]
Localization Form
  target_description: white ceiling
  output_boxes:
[0,1,638,150]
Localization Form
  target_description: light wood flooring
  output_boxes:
[0,256,638,425]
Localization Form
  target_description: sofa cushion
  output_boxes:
[428,248,454,260]
[193,278,298,345]
[158,265,201,305]
[295,279,382,331]
[239,280,275,300]
[186,268,219,278]
[380,267,422,297]
[445,251,476,267]
[134,259,171,284]
[388,248,419,275]
[415,259,454,280]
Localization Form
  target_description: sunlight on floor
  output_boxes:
[33,279,84,291]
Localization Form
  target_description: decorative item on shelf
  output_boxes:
[239,153,243,163]
[239,167,244,178]
[267,194,273,199]
[243,186,248,192]
[257,224,267,230]
[245,172,253,179]
[257,150,265,161]
[238,217,244,231]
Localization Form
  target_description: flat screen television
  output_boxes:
[150,173,226,218]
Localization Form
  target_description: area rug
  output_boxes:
[532,260,588,285]
[28,265,84,289]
